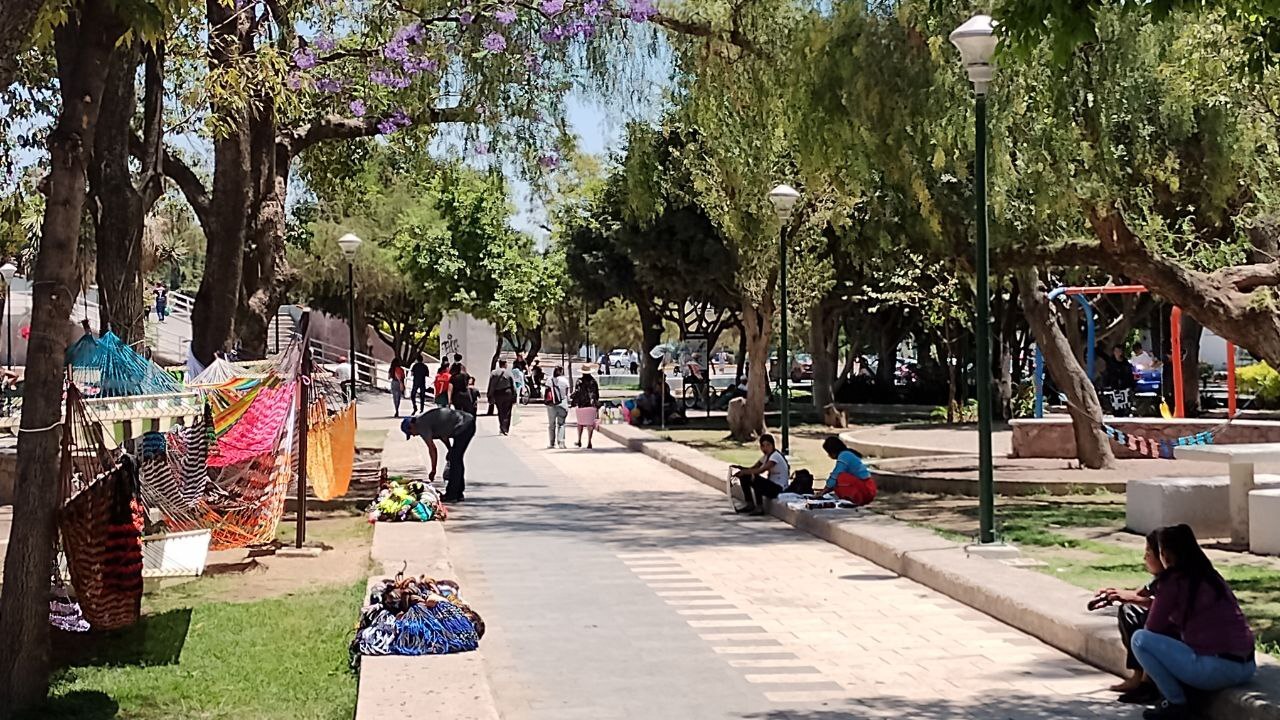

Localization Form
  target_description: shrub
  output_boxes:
[1237,362,1280,407]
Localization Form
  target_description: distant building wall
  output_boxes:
[439,313,498,372]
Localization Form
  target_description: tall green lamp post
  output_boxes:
[950,15,998,544]
[337,232,363,402]
[768,184,801,456]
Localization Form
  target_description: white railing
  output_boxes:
[305,335,385,390]
[167,290,195,318]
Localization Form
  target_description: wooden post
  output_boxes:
[296,310,312,549]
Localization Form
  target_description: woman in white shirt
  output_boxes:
[730,433,790,515]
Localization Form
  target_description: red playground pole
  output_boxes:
[1227,341,1237,419]
[1171,307,1185,418]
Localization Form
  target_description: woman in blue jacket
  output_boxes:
[819,436,876,506]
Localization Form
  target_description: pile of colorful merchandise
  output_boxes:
[365,477,447,523]
[349,572,485,668]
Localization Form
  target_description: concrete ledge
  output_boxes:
[599,422,1280,720]
[1251,489,1280,556]
[355,520,498,720]
[869,467,1127,497]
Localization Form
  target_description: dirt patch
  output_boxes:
[145,513,374,610]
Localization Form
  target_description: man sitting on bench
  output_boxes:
[730,433,789,516]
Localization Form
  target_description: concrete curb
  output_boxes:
[598,422,1280,720]
[354,521,500,720]
[354,428,500,720]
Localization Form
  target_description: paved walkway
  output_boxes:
[374,405,1147,720]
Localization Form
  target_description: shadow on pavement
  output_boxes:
[737,690,1141,719]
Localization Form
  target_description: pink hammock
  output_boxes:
[209,381,296,468]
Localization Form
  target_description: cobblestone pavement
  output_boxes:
[434,408,1144,720]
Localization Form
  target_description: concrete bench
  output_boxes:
[1127,475,1280,538]
[1250,489,1280,556]
[1176,444,1280,547]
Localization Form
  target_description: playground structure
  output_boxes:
[1033,285,1239,419]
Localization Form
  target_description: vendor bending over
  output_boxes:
[818,436,876,506]
[730,433,789,515]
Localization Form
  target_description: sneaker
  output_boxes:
[735,504,757,515]
[558,443,566,449]
[575,441,582,447]
[1143,702,1190,720]
[1118,684,1160,705]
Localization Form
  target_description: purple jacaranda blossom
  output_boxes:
[315,76,343,93]
[482,32,508,52]
[570,20,597,38]
[524,53,544,75]
[583,0,606,15]
[460,11,474,24]
[377,108,412,134]
[495,7,517,24]
[378,118,398,134]
[539,153,560,169]
[402,56,439,74]
[393,23,425,44]
[350,99,366,117]
[383,40,409,61]
[628,0,657,21]
[292,47,318,69]
[313,34,335,52]
[286,72,303,90]
[473,141,490,155]
[540,0,564,15]
[369,70,412,89]
[540,24,569,43]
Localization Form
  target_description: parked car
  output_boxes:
[608,348,632,368]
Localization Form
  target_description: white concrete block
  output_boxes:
[1249,489,1280,556]
[1126,475,1280,538]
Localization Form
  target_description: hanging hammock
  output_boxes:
[308,400,356,501]
[58,385,144,631]
[68,331,184,398]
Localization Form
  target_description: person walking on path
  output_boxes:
[488,359,517,435]
[402,406,476,503]
[571,369,600,449]
[545,366,570,448]
[408,354,429,412]
[449,362,477,415]
[153,284,168,322]
[1131,524,1257,720]
[389,358,406,417]
[431,361,451,407]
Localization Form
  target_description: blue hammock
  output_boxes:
[67,331,183,398]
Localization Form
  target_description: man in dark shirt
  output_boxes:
[402,406,476,502]
[409,355,430,413]
[487,359,516,434]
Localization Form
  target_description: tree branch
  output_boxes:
[650,12,762,55]
[281,105,477,157]
[145,140,212,228]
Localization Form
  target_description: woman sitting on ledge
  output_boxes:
[1132,524,1256,720]
[817,436,876,507]
[1099,530,1164,702]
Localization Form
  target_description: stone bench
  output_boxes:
[1127,475,1280,538]
[1251,489,1280,556]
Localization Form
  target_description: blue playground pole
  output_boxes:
[1034,289,1095,418]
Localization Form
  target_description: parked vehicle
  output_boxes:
[608,348,632,368]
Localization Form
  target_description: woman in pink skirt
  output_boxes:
[571,369,601,449]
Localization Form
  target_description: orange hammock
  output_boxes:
[307,400,356,501]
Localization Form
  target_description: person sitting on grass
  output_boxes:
[817,436,876,506]
[730,433,789,516]
[1131,524,1257,720]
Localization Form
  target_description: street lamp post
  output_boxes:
[768,184,801,456]
[1,262,14,416]
[337,233,363,402]
[951,15,998,545]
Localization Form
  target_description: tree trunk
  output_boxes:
[524,323,543,366]
[875,323,897,391]
[735,322,747,385]
[0,3,122,713]
[809,298,840,410]
[90,41,162,346]
[1180,315,1203,417]
[1016,267,1116,470]
[235,140,289,359]
[732,294,773,442]
[490,333,502,371]
[637,299,663,390]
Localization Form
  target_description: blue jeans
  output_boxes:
[1131,629,1256,705]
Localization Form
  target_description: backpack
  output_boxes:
[786,469,815,495]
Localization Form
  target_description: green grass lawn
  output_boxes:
[29,581,364,720]
[659,423,838,478]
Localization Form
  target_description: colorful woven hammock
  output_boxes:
[308,400,356,501]
[138,408,212,511]
[60,460,144,631]
[69,331,184,398]
[209,381,296,467]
